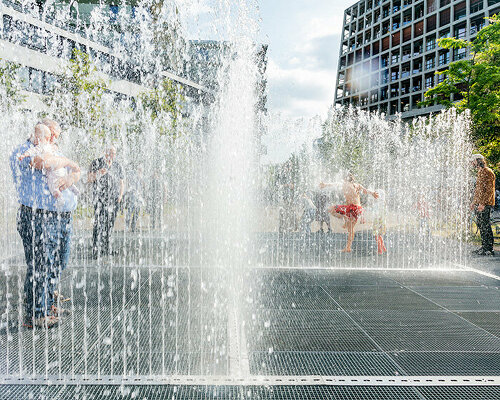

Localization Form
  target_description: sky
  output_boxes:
[259,0,353,119]
[178,0,354,162]
[180,0,353,119]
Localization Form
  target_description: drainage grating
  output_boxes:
[249,352,402,376]
[346,310,500,352]
[0,384,424,400]
[390,352,500,376]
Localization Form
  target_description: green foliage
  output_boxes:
[421,16,500,168]
[0,59,25,107]
[138,78,184,136]
[47,49,111,138]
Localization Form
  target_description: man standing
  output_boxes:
[88,146,124,257]
[10,119,80,328]
[470,154,496,256]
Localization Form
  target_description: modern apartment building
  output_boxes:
[334,0,500,118]
[0,0,209,111]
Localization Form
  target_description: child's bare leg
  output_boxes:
[341,219,356,252]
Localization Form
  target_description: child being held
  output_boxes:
[371,189,387,255]
[18,124,79,206]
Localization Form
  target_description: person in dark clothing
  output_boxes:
[314,190,332,233]
[88,146,124,257]
[470,154,496,256]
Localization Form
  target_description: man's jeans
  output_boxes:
[17,206,72,319]
[93,200,118,256]
[476,206,494,252]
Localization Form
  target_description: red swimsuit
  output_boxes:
[334,204,363,221]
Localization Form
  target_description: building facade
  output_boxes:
[0,0,208,111]
[334,0,500,118]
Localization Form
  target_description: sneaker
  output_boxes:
[474,249,495,256]
[471,248,483,255]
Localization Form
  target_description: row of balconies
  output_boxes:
[342,8,488,56]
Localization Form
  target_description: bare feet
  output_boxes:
[340,248,352,253]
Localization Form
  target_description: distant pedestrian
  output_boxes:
[300,191,316,234]
[149,170,166,230]
[372,189,387,255]
[314,186,332,233]
[10,119,80,328]
[124,166,144,232]
[88,146,124,257]
[470,154,496,256]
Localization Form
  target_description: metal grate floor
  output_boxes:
[1,384,500,400]
[0,258,499,398]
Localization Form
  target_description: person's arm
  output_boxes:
[358,184,379,199]
[319,182,335,189]
[43,155,81,191]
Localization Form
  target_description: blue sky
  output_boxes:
[259,0,352,118]
[180,0,354,119]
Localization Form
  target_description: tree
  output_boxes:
[138,78,184,136]
[46,49,111,138]
[0,59,25,108]
[421,16,500,171]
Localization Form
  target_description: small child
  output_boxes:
[18,124,79,206]
[415,193,431,235]
[371,189,387,255]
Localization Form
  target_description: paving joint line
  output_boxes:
[318,286,411,379]
[388,277,500,343]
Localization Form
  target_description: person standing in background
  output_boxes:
[88,146,124,258]
[470,154,496,256]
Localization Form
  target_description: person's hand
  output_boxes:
[99,168,107,176]
[372,191,379,199]
[319,182,326,189]
[56,176,74,191]
[477,204,485,212]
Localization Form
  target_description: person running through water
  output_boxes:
[372,189,387,255]
[321,173,378,253]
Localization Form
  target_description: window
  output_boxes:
[439,8,450,26]
[454,2,467,21]
[470,0,483,13]
[391,70,399,81]
[426,15,437,32]
[454,25,466,39]
[454,47,467,60]
[425,76,434,88]
[30,69,43,94]
[470,18,485,35]
[425,57,435,70]
[18,67,29,90]
[426,37,436,51]
[438,50,450,65]
[427,0,437,12]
